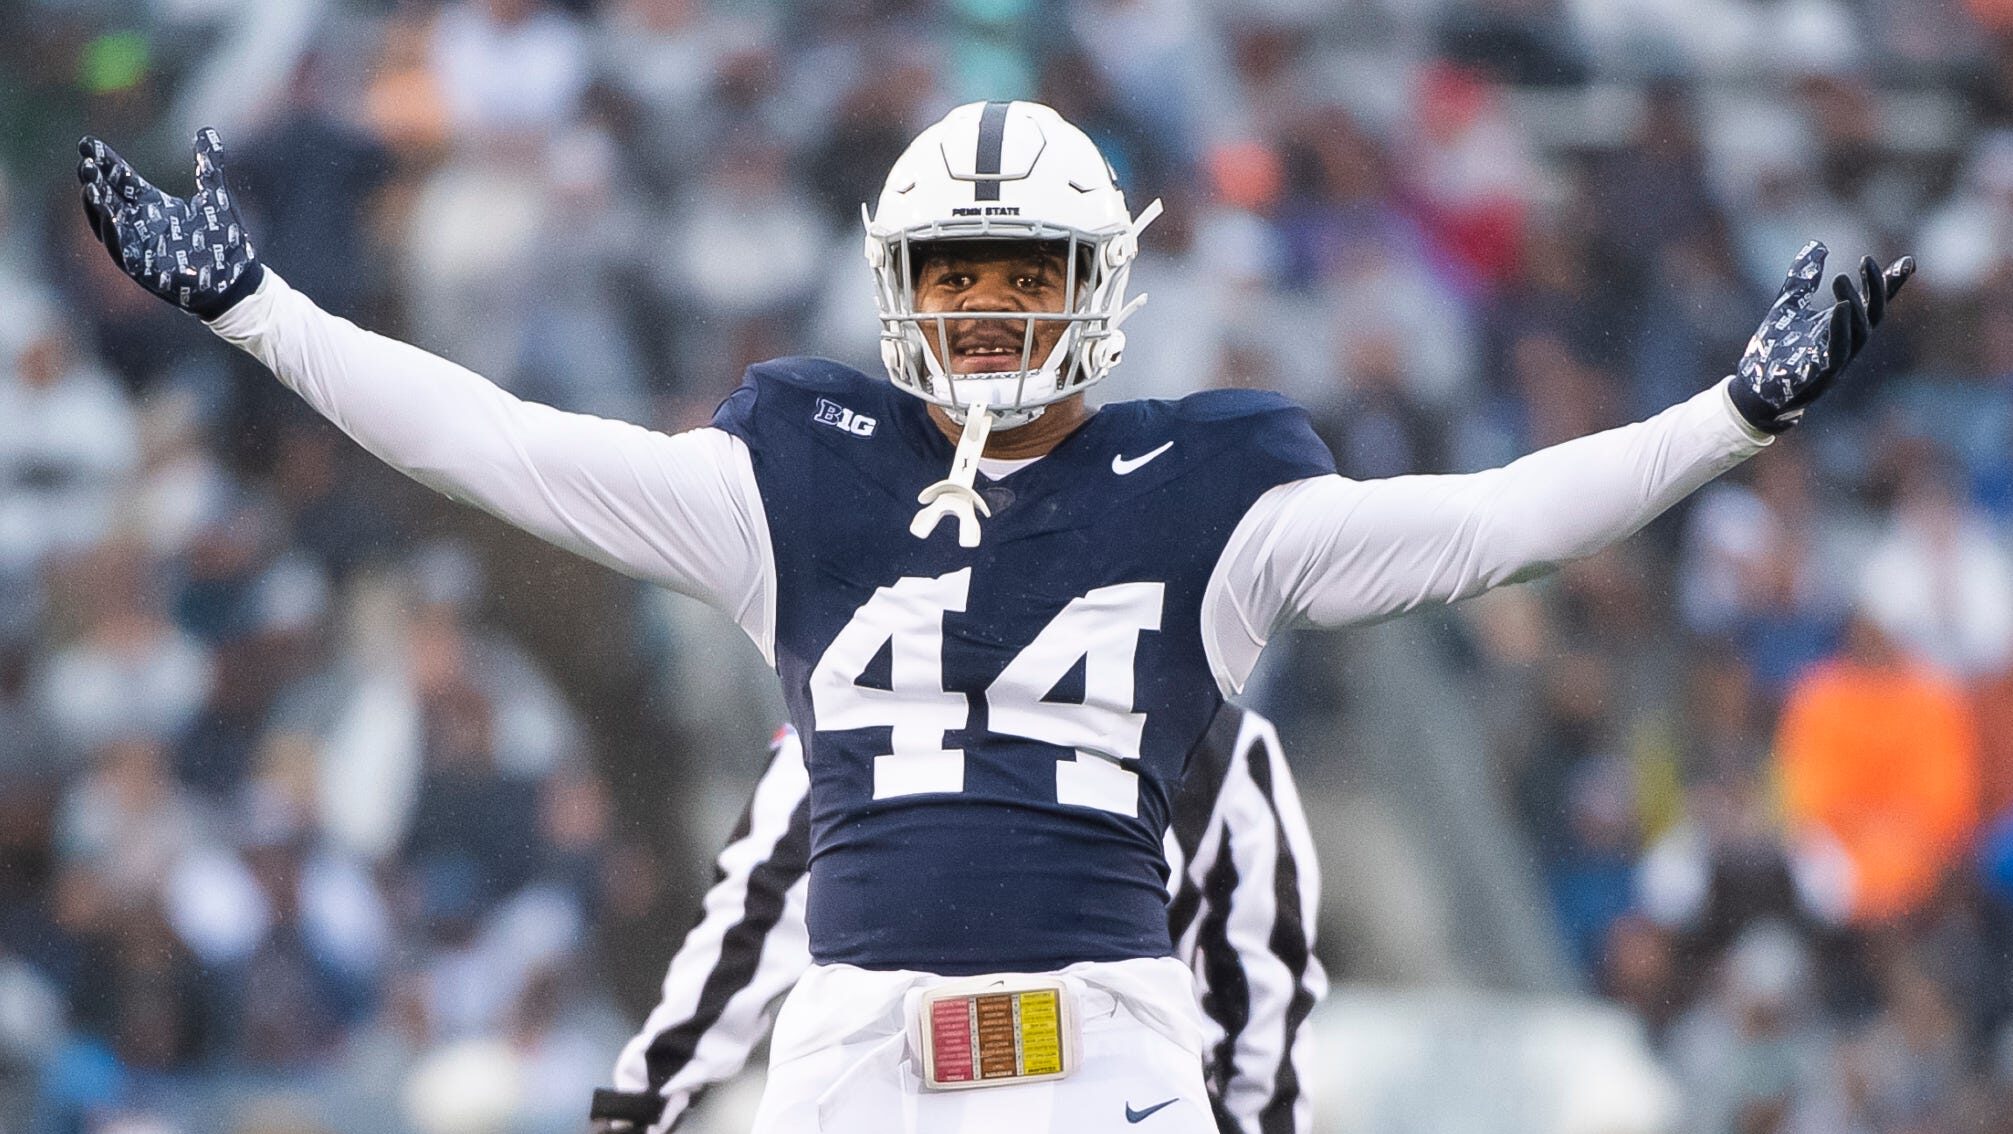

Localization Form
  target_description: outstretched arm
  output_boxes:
[1201,244,1912,694]
[205,273,770,628]
[77,130,773,651]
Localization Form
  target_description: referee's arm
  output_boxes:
[593,729,812,1133]
[1168,705,1326,1134]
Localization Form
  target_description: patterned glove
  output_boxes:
[77,128,264,320]
[1728,241,1914,434]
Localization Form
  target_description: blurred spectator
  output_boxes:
[173,549,332,795]
[653,134,827,384]
[1069,0,1215,153]
[230,53,396,322]
[54,739,205,908]
[1629,225,1760,423]
[404,0,595,379]
[270,423,401,582]
[363,7,455,155]
[1507,331,1621,451]
[0,644,52,782]
[0,938,63,1132]
[1319,337,1448,479]
[1730,154,1881,304]
[1321,202,1478,411]
[1854,452,2013,678]
[36,544,213,763]
[1583,84,1718,274]
[1485,215,1619,385]
[806,65,938,230]
[0,304,137,577]
[513,120,652,422]
[162,774,390,1061]
[1917,130,2013,292]
[1637,765,1856,1010]
[129,389,233,564]
[1401,63,1541,290]
[1666,922,1829,1134]
[1571,0,1862,78]
[594,0,738,196]
[503,966,627,1134]
[1777,617,1981,924]
[232,813,387,1067]
[1437,0,1590,87]
[402,146,551,385]
[1977,667,2013,826]
[404,680,541,929]
[1832,955,1972,1132]
[1887,291,2013,519]
[1678,448,1855,693]
[1547,754,1641,975]
[431,0,590,144]
[1673,645,1772,787]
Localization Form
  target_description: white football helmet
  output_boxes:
[865,100,1161,427]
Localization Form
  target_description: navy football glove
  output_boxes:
[1728,241,1914,434]
[77,128,264,320]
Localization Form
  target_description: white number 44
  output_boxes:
[807,569,1164,816]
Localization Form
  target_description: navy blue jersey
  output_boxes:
[712,359,1333,973]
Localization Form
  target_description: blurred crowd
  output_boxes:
[5,0,2013,1132]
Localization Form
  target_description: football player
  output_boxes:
[78,105,1907,1133]
[592,705,1319,1134]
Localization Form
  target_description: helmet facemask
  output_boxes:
[866,216,1153,429]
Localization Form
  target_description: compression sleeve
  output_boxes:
[207,270,775,659]
[1202,380,1772,693]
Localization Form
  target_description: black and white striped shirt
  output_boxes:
[592,702,1324,1134]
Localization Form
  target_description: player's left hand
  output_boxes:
[1728,241,1914,434]
[76,127,264,320]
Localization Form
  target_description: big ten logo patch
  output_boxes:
[814,398,877,437]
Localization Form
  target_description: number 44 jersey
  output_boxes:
[713,358,1334,974]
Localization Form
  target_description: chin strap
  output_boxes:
[911,403,995,548]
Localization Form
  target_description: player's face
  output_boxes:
[912,243,1072,375]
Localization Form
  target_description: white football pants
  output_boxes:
[751,956,1215,1134]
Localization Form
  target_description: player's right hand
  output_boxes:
[77,127,264,320]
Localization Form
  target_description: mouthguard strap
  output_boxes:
[910,403,996,548]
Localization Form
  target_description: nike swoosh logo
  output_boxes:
[1125,1099,1177,1123]
[1111,441,1173,475]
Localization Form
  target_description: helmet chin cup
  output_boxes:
[945,399,1044,430]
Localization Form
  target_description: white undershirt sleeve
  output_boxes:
[206,270,776,661]
[1202,380,1773,694]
